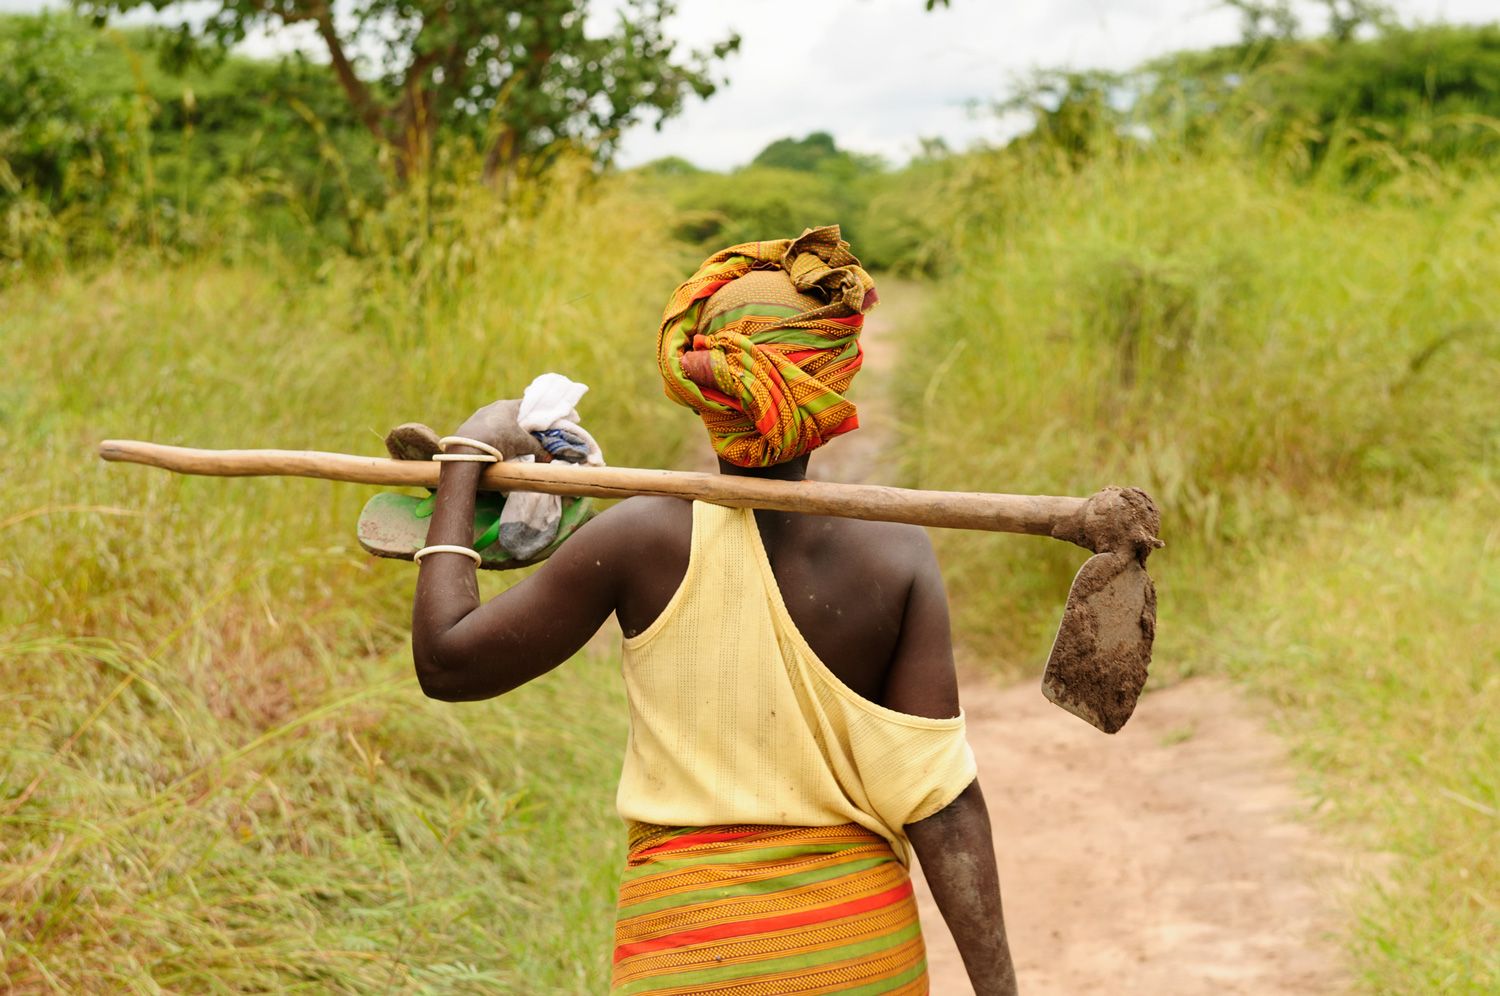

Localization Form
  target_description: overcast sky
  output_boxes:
[5,0,1494,169]
[611,0,1498,168]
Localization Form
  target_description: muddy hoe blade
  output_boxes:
[1043,552,1157,734]
[98,440,1164,733]
[1043,485,1163,734]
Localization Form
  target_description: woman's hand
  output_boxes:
[453,399,549,461]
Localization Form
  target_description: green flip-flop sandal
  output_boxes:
[357,421,596,570]
[357,489,596,570]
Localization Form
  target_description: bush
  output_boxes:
[1147,24,1500,183]
[0,14,140,266]
[631,131,956,272]
[0,12,386,268]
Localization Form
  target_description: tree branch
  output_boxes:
[308,4,390,144]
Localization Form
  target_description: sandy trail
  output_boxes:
[813,279,1352,995]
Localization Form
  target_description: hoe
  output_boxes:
[99,439,1162,734]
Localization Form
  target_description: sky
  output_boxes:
[4,0,1495,169]
[609,0,1499,168]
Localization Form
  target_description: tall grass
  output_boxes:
[1195,480,1499,991]
[1,175,691,991]
[905,145,1500,656]
[900,143,1500,989]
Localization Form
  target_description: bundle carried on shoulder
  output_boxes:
[360,373,603,569]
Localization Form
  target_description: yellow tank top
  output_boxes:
[616,501,977,864]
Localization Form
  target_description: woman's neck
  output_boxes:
[716,455,810,482]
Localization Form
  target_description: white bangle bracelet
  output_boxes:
[431,452,496,462]
[413,544,483,565]
[438,435,506,461]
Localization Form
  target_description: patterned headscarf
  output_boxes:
[657,226,879,468]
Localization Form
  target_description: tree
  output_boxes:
[1220,0,1300,43]
[998,70,1129,166]
[750,132,884,176]
[1220,0,1391,45]
[750,132,840,172]
[76,0,738,182]
[1145,21,1500,177]
[1321,0,1392,43]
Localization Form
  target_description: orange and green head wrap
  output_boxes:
[657,226,878,468]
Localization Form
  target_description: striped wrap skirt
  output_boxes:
[610,822,928,994]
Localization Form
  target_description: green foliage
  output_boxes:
[996,70,1130,167]
[635,154,703,177]
[77,0,739,179]
[137,47,387,242]
[0,14,136,207]
[750,130,885,176]
[752,131,842,171]
[634,132,950,273]
[990,23,1500,189]
[1220,0,1393,44]
[0,14,144,265]
[843,154,957,276]
[0,13,387,268]
[0,174,691,991]
[899,141,1500,988]
[907,144,1500,645]
[643,165,849,252]
[1147,24,1500,180]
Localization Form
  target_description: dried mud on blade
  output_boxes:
[1042,551,1157,734]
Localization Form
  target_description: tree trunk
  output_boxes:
[391,85,438,184]
[482,127,519,192]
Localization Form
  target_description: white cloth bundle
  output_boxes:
[498,373,605,559]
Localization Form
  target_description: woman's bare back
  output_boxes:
[609,495,950,710]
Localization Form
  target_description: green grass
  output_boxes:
[904,147,1500,659]
[900,144,1500,990]
[6,113,1499,992]
[1198,480,1499,992]
[1,176,690,992]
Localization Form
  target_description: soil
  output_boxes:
[913,674,1351,994]
[817,278,1353,995]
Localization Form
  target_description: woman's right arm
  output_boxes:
[886,529,1018,995]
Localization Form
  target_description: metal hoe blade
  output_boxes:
[1042,551,1157,734]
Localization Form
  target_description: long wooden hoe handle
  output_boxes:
[100,439,1086,537]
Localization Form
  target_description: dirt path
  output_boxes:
[816,279,1353,994]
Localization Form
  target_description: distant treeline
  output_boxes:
[2,11,1498,271]
[642,21,1500,271]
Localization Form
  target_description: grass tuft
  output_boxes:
[2,174,688,992]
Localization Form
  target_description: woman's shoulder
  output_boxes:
[607,496,693,531]
[577,496,693,563]
[587,497,693,639]
[812,515,934,570]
